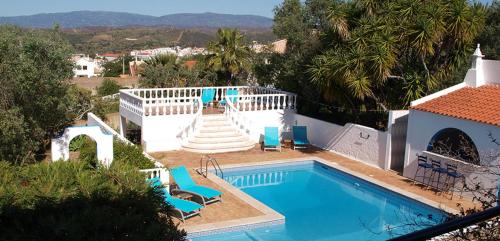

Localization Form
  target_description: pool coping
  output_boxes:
[186,156,459,238]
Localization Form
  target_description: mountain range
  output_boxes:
[0,11,274,29]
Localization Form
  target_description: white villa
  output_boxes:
[402,45,500,191]
[72,56,99,78]
[49,45,499,238]
[114,45,499,195]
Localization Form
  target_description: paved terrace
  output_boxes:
[151,146,476,232]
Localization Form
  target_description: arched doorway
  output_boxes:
[51,126,114,167]
[426,128,480,165]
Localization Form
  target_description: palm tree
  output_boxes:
[206,28,251,85]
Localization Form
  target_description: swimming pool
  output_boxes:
[191,160,448,240]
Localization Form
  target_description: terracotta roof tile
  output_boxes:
[411,85,500,126]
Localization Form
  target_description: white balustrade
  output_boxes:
[120,86,297,120]
[225,96,254,138]
[177,96,203,144]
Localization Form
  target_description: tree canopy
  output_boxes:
[206,28,252,85]
[254,0,488,128]
[0,25,80,164]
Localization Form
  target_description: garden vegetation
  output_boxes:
[0,26,186,240]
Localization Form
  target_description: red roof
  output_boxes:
[411,85,500,126]
[101,53,121,57]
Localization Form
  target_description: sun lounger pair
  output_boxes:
[147,166,222,222]
[263,126,310,151]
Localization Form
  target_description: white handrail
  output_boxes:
[225,96,253,138]
[177,96,203,144]
[120,86,297,119]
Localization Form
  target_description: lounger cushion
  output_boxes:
[171,166,223,199]
[264,127,280,146]
[166,196,202,213]
[293,126,310,145]
[182,185,222,199]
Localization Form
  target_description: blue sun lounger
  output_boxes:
[263,127,281,152]
[201,88,215,108]
[219,88,238,107]
[292,126,310,149]
[148,177,202,222]
[171,166,222,206]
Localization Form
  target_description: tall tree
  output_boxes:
[0,26,78,164]
[477,1,500,59]
[206,28,251,85]
[309,0,485,109]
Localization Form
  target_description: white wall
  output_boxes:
[51,125,114,167]
[403,110,500,190]
[87,112,164,167]
[288,114,389,169]
[141,115,194,152]
[483,60,500,85]
[73,58,96,78]
[240,110,290,142]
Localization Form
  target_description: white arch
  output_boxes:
[51,126,114,167]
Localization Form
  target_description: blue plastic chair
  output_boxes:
[263,127,281,152]
[219,89,238,107]
[201,88,215,108]
[292,126,310,150]
[147,177,202,222]
[171,166,222,206]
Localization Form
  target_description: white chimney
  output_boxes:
[465,44,485,87]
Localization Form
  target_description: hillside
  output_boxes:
[62,27,277,55]
[0,11,274,29]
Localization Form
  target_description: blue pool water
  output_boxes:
[192,161,447,241]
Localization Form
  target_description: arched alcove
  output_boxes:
[51,126,114,167]
[426,128,480,165]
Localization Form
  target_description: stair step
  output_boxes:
[182,141,255,153]
[182,145,255,154]
[195,131,241,138]
[190,136,248,144]
[202,120,232,127]
[201,115,226,121]
[199,126,235,133]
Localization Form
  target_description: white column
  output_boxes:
[119,116,127,137]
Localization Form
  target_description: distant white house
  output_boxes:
[402,45,500,193]
[73,57,97,78]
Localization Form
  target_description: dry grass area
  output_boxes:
[71,76,139,92]
[151,146,477,229]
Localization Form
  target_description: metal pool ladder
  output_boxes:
[196,155,224,178]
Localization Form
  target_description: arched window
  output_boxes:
[427,128,480,165]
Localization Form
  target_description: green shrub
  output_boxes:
[78,138,155,169]
[92,99,120,121]
[97,79,121,96]
[69,135,88,151]
[0,161,186,241]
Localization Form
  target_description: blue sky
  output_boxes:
[1,0,493,18]
[1,0,284,18]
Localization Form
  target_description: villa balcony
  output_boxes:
[119,86,297,153]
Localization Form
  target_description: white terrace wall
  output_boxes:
[403,110,500,190]
[240,110,290,142]
[87,113,164,167]
[141,115,195,152]
[287,114,389,169]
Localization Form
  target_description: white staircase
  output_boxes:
[182,114,255,153]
